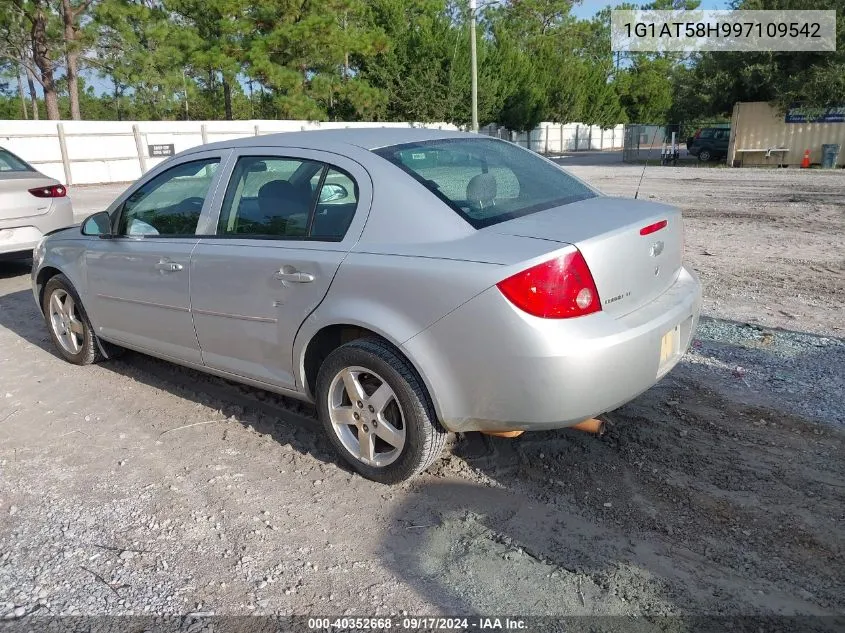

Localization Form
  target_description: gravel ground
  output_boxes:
[1,162,843,621]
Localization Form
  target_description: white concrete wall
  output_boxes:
[0,119,459,185]
[480,122,625,153]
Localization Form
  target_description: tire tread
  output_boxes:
[42,274,104,366]
[316,337,447,484]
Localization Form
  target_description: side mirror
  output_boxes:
[319,183,349,203]
[81,211,113,238]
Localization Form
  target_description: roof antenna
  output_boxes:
[634,126,661,200]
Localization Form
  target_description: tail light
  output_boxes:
[693,128,702,139]
[28,184,66,198]
[496,250,601,319]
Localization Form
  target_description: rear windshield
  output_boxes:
[0,148,34,172]
[373,137,596,229]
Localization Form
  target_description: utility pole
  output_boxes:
[469,0,478,132]
[17,64,29,120]
[182,69,190,120]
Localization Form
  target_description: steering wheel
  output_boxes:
[180,196,205,212]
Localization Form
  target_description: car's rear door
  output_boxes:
[190,147,371,390]
[85,153,226,364]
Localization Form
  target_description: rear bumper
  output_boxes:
[0,226,43,257]
[0,198,74,257]
[403,266,702,432]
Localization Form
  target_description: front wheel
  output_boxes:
[42,274,103,365]
[315,338,447,484]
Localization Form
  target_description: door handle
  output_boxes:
[274,268,315,283]
[155,261,183,272]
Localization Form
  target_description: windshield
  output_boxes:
[373,137,597,229]
[0,148,35,172]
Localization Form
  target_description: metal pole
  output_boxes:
[182,70,189,120]
[56,123,72,185]
[469,0,478,133]
[132,123,147,175]
[17,65,28,119]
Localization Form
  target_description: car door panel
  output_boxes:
[189,148,372,390]
[190,241,346,386]
[87,238,200,361]
[85,154,227,364]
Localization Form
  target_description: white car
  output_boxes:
[0,146,74,259]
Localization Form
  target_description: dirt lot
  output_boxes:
[1,162,843,620]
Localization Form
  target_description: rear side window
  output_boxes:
[217,156,358,241]
[374,138,596,229]
[0,148,34,172]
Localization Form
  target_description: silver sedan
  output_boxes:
[32,129,701,483]
[1,146,73,259]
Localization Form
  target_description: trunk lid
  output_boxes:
[0,172,57,222]
[490,196,683,317]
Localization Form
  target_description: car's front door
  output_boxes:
[189,149,370,390]
[85,154,225,364]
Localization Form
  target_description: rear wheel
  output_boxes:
[42,274,103,365]
[316,338,447,484]
[697,148,712,162]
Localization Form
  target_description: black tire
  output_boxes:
[697,148,712,162]
[42,274,104,365]
[315,338,448,484]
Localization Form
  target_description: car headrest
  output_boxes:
[257,180,311,218]
[466,172,497,210]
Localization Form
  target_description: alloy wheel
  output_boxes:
[326,366,406,467]
[48,289,84,355]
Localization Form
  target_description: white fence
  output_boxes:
[481,122,625,153]
[0,118,623,186]
[0,119,459,186]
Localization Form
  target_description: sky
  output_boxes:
[571,0,727,19]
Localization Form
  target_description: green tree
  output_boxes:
[615,56,674,122]
[357,0,501,125]
[491,30,546,131]
[671,0,844,119]
[1,0,64,119]
[59,0,95,119]
[166,0,250,120]
[94,0,188,120]
[242,0,387,120]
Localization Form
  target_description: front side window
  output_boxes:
[374,138,596,229]
[218,156,358,241]
[118,158,219,236]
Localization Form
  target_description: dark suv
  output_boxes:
[687,126,730,162]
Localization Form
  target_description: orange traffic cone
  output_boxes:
[801,149,811,168]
